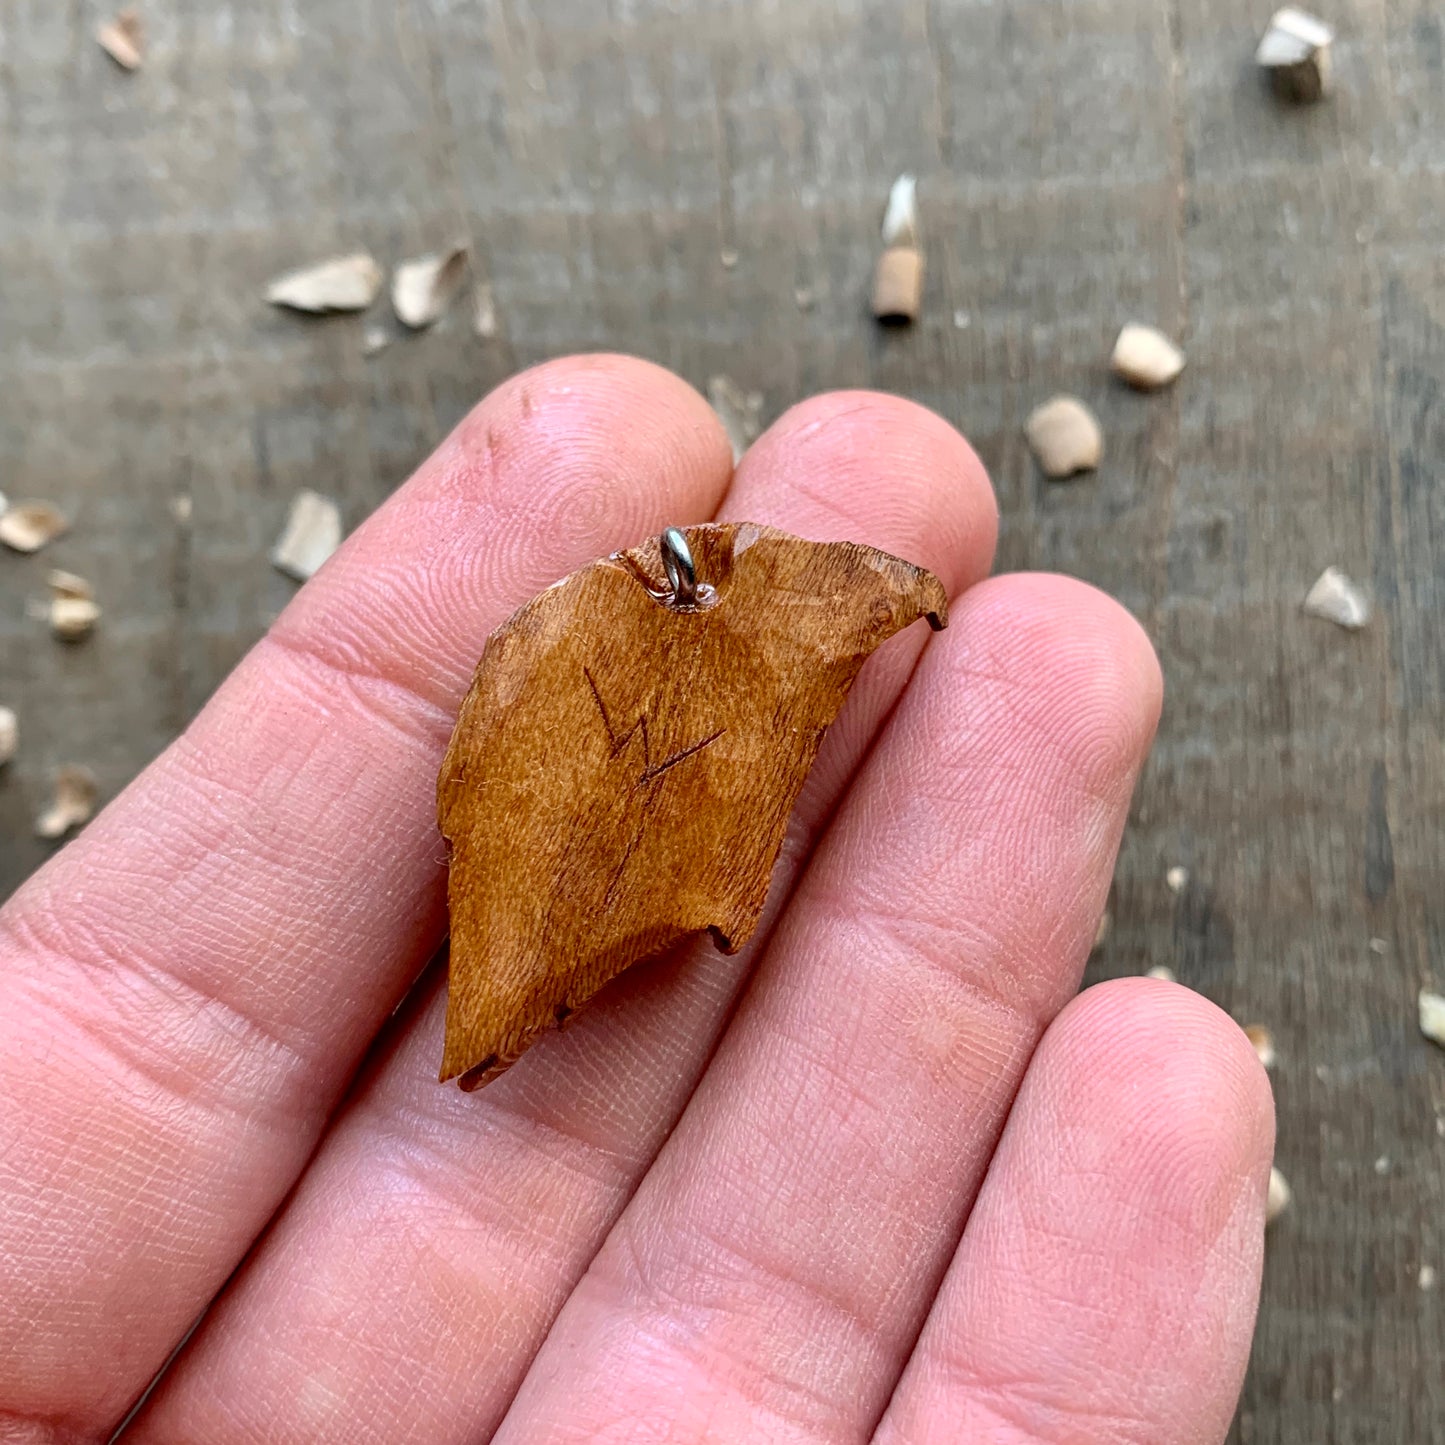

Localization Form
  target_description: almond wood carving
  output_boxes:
[438,522,948,1089]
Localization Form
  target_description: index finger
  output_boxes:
[0,355,734,1434]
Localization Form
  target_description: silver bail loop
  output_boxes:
[659,527,698,608]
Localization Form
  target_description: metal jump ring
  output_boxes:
[659,527,698,607]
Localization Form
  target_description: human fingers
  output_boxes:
[487,576,1162,1443]
[131,393,997,1443]
[0,355,734,1434]
[873,978,1273,1445]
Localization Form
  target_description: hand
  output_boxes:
[0,356,1272,1444]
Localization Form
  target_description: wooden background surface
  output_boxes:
[2,0,1441,1438]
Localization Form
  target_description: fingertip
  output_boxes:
[731,389,998,597]
[944,573,1164,798]
[1038,977,1277,1227]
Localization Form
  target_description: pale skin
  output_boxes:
[0,356,1273,1444]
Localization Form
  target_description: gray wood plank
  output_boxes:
[0,0,1440,1436]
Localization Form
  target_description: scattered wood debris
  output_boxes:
[45,571,100,640]
[0,706,15,767]
[1245,1023,1277,1070]
[266,253,383,314]
[473,282,499,340]
[707,375,765,463]
[1024,396,1103,479]
[362,324,391,357]
[881,174,919,247]
[1304,566,1370,630]
[271,491,342,581]
[872,246,924,325]
[0,500,69,554]
[1368,936,1389,955]
[719,248,740,270]
[35,765,98,840]
[1421,1265,1438,1293]
[1146,964,1177,982]
[952,309,971,330]
[1256,7,1334,102]
[97,8,143,70]
[1091,910,1111,953]
[1111,323,1186,390]
[1267,1165,1292,1224]
[1373,1154,1391,1176]
[393,245,468,329]
[1419,989,1445,1050]
[1166,864,1190,893]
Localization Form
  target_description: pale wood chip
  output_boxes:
[1146,964,1177,982]
[392,245,469,329]
[1244,1023,1277,1070]
[1304,566,1370,630]
[50,596,101,641]
[707,375,765,463]
[0,501,69,553]
[1111,323,1186,390]
[46,569,93,600]
[1024,396,1103,479]
[1419,989,1445,1050]
[871,246,924,325]
[1267,1165,1292,1224]
[266,254,384,314]
[1257,7,1334,101]
[0,706,16,767]
[719,247,740,270]
[35,765,98,839]
[1166,865,1189,893]
[1091,910,1111,953]
[270,491,342,581]
[473,282,499,339]
[1420,1265,1437,1292]
[362,324,392,356]
[881,174,918,247]
[97,8,143,70]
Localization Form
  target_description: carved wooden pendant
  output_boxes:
[438,522,947,1089]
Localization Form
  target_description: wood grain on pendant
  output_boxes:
[437,522,948,1089]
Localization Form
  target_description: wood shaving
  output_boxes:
[794,285,815,312]
[473,283,499,339]
[1166,864,1190,893]
[952,309,971,330]
[0,500,69,554]
[50,575,101,638]
[1146,964,1176,982]
[1304,566,1370,630]
[871,246,924,325]
[1111,323,1186,390]
[1373,1154,1391,1175]
[362,324,391,356]
[1244,1024,1277,1070]
[171,493,193,524]
[719,248,740,270]
[97,8,143,70]
[881,174,918,247]
[392,245,469,329]
[35,765,98,839]
[1257,7,1334,102]
[1421,1265,1437,1292]
[1419,989,1445,1050]
[707,375,765,463]
[1368,937,1389,955]
[271,490,342,581]
[1024,396,1102,479]
[46,569,93,600]
[265,254,383,314]
[1266,1165,1292,1224]
[0,706,15,767]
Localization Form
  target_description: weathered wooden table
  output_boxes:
[2,1,1441,1438]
